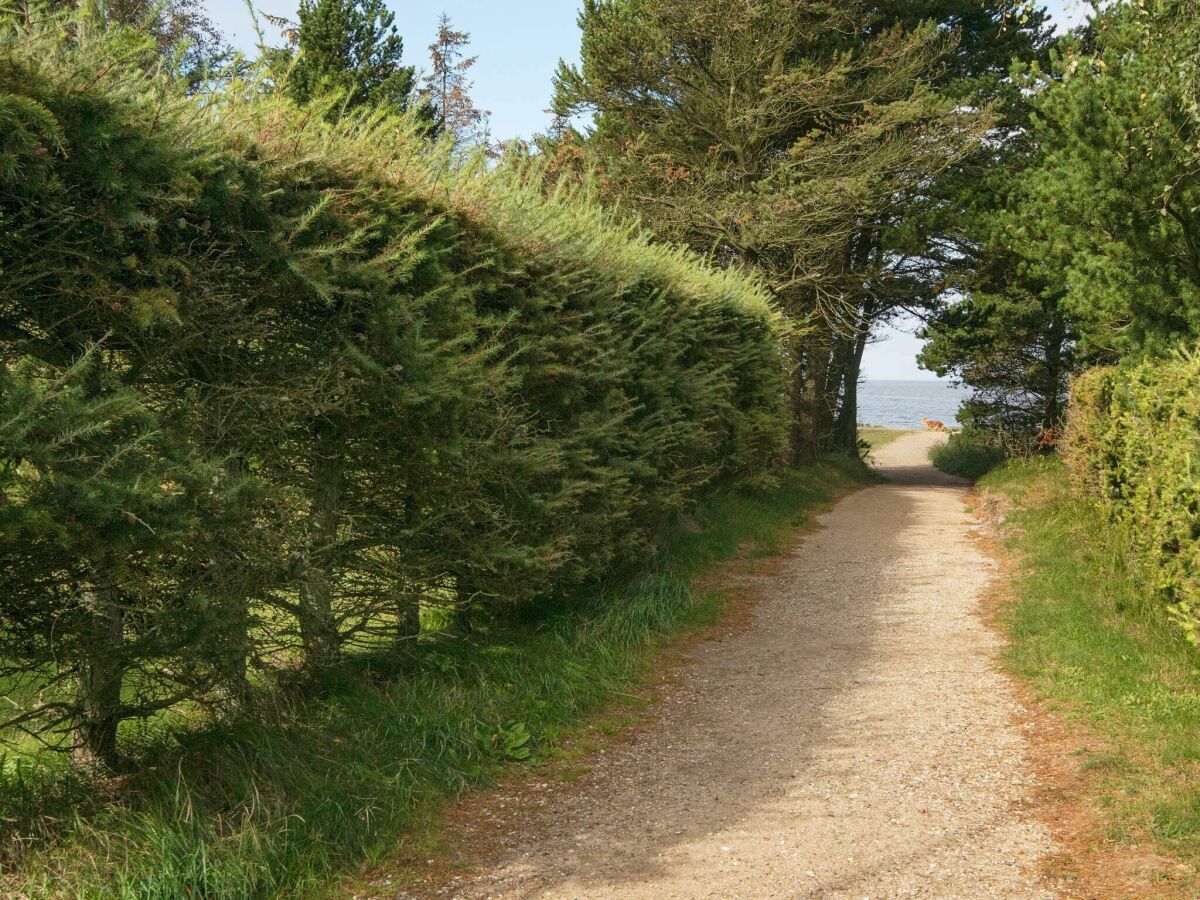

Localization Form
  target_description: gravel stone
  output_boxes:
[425,432,1057,899]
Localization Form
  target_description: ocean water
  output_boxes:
[857,379,972,429]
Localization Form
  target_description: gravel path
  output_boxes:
[418,432,1057,899]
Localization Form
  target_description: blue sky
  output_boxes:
[207,0,582,141]
[202,0,1092,380]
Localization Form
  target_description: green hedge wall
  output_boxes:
[1065,358,1200,645]
[0,22,787,762]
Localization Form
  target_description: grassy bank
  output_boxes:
[859,427,911,451]
[0,456,873,899]
[981,458,1200,879]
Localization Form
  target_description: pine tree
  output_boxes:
[918,255,1074,434]
[550,0,989,460]
[423,13,489,150]
[286,0,418,114]
[1017,0,1200,358]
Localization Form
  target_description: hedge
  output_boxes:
[0,20,787,766]
[1065,356,1200,645]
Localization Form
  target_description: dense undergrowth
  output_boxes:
[983,458,1200,879]
[0,456,872,898]
[928,429,1008,480]
[1066,361,1200,647]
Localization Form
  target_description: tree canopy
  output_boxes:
[548,0,1051,455]
[285,0,420,114]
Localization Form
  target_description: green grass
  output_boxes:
[858,426,911,451]
[0,455,873,899]
[929,430,1007,479]
[982,457,1200,875]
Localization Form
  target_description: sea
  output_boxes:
[857,379,972,429]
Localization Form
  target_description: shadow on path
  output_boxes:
[394,432,1051,899]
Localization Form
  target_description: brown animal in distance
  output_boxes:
[1035,426,1062,450]
[921,417,948,433]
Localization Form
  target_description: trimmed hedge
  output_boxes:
[1065,357,1200,645]
[0,21,787,761]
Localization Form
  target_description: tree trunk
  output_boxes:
[299,438,343,671]
[790,332,828,464]
[1041,300,1067,430]
[835,325,871,451]
[395,591,421,646]
[452,576,481,634]
[824,333,853,451]
[394,495,422,646]
[790,335,836,463]
[224,454,254,702]
[73,347,124,770]
[73,583,123,770]
[806,334,836,457]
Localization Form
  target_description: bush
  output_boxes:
[0,19,787,766]
[928,429,1008,479]
[1064,356,1200,646]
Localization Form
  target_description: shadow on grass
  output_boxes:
[0,455,874,899]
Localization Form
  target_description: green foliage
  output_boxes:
[1064,358,1200,647]
[928,428,1008,480]
[284,0,420,115]
[919,283,1073,432]
[0,14,786,772]
[0,458,871,897]
[1015,0,1200,358]
[547,0,999,457]
[27,0,228,78]
[911,0,1071,436]
[0,18,266,765]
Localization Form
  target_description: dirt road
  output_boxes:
[414,432,1056,898]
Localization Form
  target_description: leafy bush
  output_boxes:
[0,18,786,766]
[928,429,1008,479]
[1064,357,1200,646]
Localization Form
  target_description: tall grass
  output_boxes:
[983,458,1200,879]
[0,456,872,898]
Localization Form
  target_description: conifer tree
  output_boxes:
[0,11,786,771]
[286,0,418,114]
[1017,0,1200,358]
[921,0,1200,437]
[551,0,989,459]
[0,23,259,765]
[423,13,489,150]
[18,0,226,77]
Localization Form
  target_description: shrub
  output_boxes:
[0,18,787,766]
[928,429,1008,479]
[1064,357,1200,646]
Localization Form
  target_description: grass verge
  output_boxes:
[858,426,911,451]
[980,457,1200,887]
[1,455,873,899]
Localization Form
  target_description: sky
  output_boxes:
[202,0,1092,381]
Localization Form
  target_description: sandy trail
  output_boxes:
[414,432,1056,899]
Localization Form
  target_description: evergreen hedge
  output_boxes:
[1065,358,1200,645]
[0,22,787,766]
